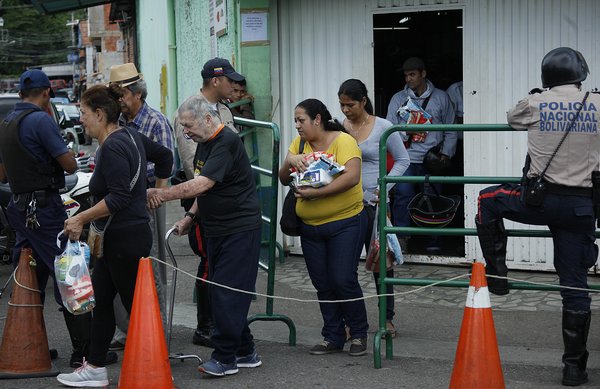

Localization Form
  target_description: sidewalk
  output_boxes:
[1,201,600,388]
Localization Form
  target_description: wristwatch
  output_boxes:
[184,211,196,220]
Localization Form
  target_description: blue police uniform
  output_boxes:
[2,102,69,305]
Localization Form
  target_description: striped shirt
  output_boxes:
[119,101,175,182]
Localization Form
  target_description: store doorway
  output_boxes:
[373,9,465,257]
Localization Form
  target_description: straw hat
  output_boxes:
[109,63,143,87]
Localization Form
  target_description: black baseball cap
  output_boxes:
[201,58,244,82]
[402,57,426,72]
[19,69,55,97]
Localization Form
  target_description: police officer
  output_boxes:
[476,47,599,386]
[0,70,93,367]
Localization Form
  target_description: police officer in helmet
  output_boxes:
[476,47,599,386]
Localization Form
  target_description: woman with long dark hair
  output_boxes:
[279,98,369,356]
[338,79,410,337]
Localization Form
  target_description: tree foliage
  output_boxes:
[0,0,86,76]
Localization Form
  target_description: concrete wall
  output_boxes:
[136,0,171,113]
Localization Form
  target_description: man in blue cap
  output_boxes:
[0,69,116,367]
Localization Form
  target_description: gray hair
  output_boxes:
[177,95,222,125]
[127,79,148,100]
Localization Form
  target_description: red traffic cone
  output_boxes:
[0,248,59,378]
[449,262,505,388]
[118,258,174,389]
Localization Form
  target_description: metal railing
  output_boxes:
[373,124,600,368]
[234,116,296,346]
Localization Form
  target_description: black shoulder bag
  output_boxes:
[279,140,306,236]
[524,92,589,206]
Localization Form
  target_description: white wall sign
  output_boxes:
[241,11,268,44]
[214,0,227,37]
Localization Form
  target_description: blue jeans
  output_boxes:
[300,209,369,347]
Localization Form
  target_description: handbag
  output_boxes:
[87,129,141,260]
[523,92,589,206]
[279,140,305,236]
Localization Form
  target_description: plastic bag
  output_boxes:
[55,234,95,315]
[365,206,403,271]
[290,152,345,188]
[397,98,433,125]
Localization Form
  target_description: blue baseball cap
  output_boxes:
[201,58,244,82]
[19,69,55,97]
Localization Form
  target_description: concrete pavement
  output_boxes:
[0,201,600,388]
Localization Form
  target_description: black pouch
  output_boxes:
[33,190,48,208]
[592,171,600,227]
[170,169,194,211]
[524,176,546,207]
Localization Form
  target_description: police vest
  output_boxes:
[0,109,65,194]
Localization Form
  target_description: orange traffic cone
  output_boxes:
[118,258,174,389]
[449,262,505,388]
[0,248,59,378]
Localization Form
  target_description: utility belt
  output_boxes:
[12,188,58,211]
[544,182,593,198]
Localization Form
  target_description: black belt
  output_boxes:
[545,182,592,197]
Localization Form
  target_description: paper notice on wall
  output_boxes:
[241,11,268,44]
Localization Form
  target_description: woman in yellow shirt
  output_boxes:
[279,98,369,357]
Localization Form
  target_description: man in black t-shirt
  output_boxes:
[147,95,262,377]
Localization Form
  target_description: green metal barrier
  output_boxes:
[234,116,296,346]
[373,124,600,368]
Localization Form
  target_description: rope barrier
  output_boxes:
[149,256,600,304]
[6,264,44,308]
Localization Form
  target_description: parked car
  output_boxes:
[55,88,76,103]
[51,96,71,105]
[0,93,20,120]
[55,103,91,146]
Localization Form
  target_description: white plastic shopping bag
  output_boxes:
[55,233,95,315]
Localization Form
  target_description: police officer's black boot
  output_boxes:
[475,218,509,295]
[62,309,91,367]
[562,310,591,386]
[192,278,214,348]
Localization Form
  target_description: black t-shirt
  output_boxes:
[194,126,261,237]
[90,127,173,229]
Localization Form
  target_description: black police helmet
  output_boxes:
[407,192,461,228]
[541,47,589,88]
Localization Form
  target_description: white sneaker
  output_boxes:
[56,359,109,387]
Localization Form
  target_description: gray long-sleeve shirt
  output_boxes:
[386,79,457,163]
[355,117,410,204]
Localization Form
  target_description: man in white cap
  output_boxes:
[107,63,174,350]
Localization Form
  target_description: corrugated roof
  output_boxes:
[24,0,113,14]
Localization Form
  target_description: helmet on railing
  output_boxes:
[407,176,461,228]
[541,47,589,88]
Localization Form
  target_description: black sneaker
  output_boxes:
[348,337,367,356]
[309,340,342,355]
[192,329,214,348]
[108,340,125,351]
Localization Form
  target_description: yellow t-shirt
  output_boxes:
[289,132,363,226]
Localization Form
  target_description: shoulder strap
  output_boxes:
[421,95,432,111]
[299,139,305,154]
[539,91,589,178]
[93,128,142,233]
